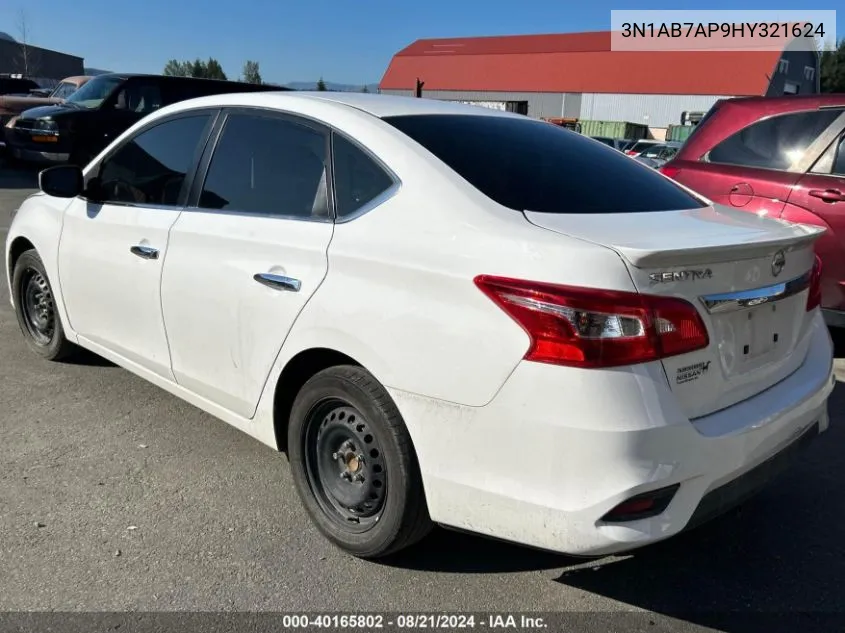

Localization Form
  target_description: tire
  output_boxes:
[12,249,77,361]
[288,365,433,559]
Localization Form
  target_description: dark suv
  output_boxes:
[4,73,289,166]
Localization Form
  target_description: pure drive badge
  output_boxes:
[676,360,711,385]
[649,269,713,284]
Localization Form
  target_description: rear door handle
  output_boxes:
[809,189,845,203]
[130,245,159,260]
[253,273,301,292]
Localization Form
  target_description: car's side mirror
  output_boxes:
[38,165,83,198]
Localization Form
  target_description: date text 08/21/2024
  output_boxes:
[274,614,549,629]
[620,22,827,39]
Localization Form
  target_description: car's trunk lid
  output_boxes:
[524,205,824,419]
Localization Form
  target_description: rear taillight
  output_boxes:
[659,164,681,179]
[625,150,637,156]
[807,255,822,312]
[474,275,709,368]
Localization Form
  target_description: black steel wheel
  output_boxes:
[20,266,55,345]
[305,400,388,531]
[12,249,76,360]
[288,365,432,559]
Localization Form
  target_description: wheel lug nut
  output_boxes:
[332,452,339,460]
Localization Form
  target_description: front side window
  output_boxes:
[382,114,704,214]
[332,133,394,218]
[199,113,327,218]
[707,110,842,171]
[66,75,123,109]
[96,114,211,206]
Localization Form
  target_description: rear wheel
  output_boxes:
[12,249,76,360]
[288,365,432,558]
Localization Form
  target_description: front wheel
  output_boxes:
[12,249,76,360]
[288,365,432,559]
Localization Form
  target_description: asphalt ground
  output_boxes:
[1,161,844,633]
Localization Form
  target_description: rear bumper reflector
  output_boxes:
[600,483,681,523]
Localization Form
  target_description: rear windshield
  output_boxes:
[382,114,705,214]
[676,101,722,149]
[629,140,661,153]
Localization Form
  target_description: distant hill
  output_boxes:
[286,80,379,93]
[84,67,112,76]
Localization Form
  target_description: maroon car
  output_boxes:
[661,94,845,327]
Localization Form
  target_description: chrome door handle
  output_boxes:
[253,273,301,292]
[130,245,159,260]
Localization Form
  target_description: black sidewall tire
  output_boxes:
[12,249,74,361]
[288,366,431,559]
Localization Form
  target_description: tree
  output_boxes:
[162,57,228,80]
[820,38,845,93]
[360,84,370,93]
[16,10,39,78]
[316,77,327,91]
[242,60,262,84]
[163,59,190,77]
[204,58,227,80]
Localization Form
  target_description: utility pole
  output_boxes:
[415,78,424,98]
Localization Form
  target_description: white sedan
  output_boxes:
[5,92,835,559]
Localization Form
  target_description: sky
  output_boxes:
[1,0,843,86]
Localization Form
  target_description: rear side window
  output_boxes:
[382,114,704,214]
[331,133,394,218]
[199,113,328,219]
[112,80,163,115]
[708,109,842,171]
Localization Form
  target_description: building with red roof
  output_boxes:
[379,30,820,137]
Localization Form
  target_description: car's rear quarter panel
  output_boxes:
[267,107,639,408]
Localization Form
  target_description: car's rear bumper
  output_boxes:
[390,311,834,556]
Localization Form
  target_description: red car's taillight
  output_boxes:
[474,275,709,368]
[807,255,822,312]
[659,164,681,179]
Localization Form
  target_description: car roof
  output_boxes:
[677,93,845,159]
[159,90,528,120]
[91,72,288,87]
[717,93,845,111]
[292,92,523,118]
